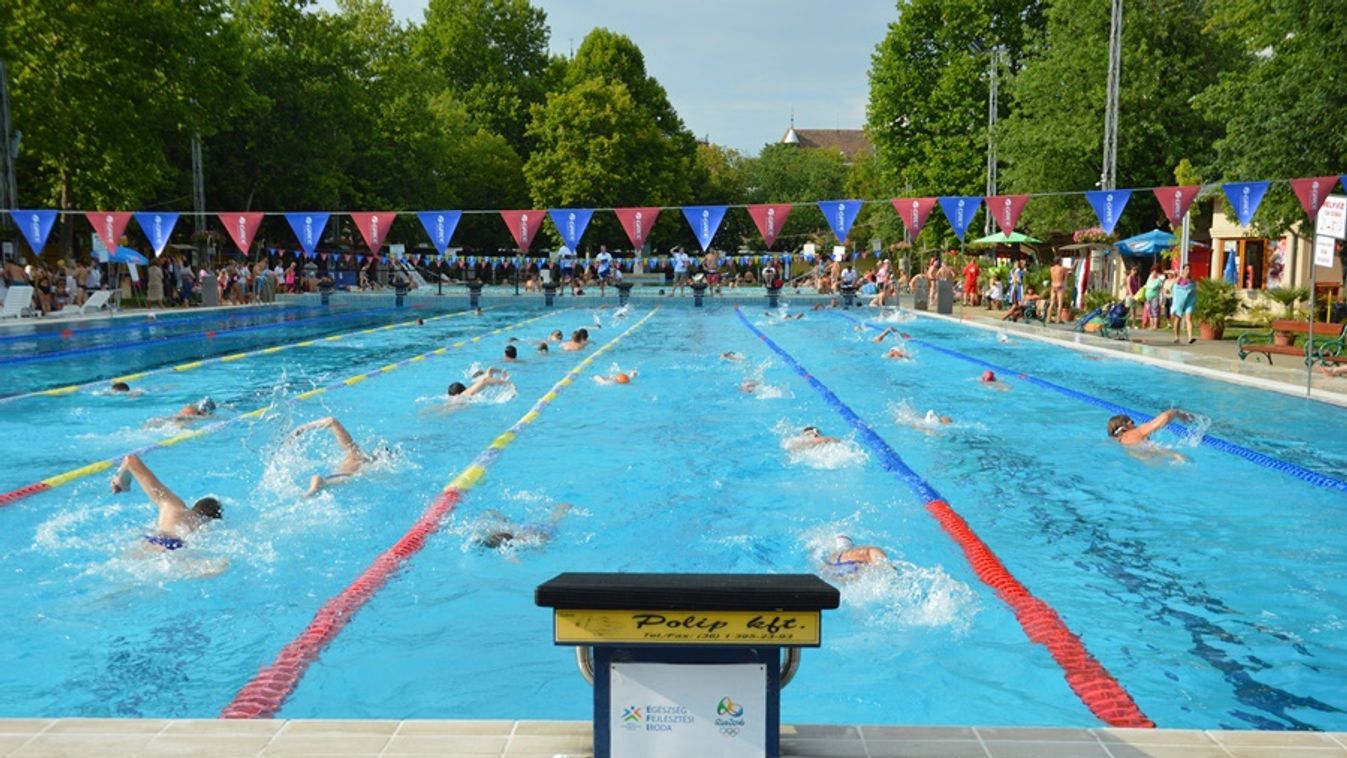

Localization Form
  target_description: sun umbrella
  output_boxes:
[970,231,1043,245]
[1115,229,1178,256]
[109,246,149,265]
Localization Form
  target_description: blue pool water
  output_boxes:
[1,299,1344,730]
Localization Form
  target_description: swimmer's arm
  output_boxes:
[322,417,362,457]
[116,454,188,515]
[1133,409,1181,440]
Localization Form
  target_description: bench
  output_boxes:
[1237,319,1347,366]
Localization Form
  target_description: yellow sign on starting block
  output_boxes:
[554,609,821,646]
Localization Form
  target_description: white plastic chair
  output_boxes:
[0,285,34,319]
[78,289,111,315]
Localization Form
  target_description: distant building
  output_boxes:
[779,126,873,163]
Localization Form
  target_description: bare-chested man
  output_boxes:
[1048,258,1072,323]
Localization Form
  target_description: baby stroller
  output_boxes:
[1074,302,1130,341]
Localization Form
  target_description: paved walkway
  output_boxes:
[0,719,1344,757]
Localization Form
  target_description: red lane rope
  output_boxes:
[926,500,1153,727]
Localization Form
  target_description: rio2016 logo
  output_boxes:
[716,697,743,717]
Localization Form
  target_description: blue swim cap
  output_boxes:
[196,396,216,414]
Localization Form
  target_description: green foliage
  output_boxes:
[1194,278,1240,327]
[1083,289,1113,312]
[1197,0,1347,237]
[1264,286,1309,318]
[999,0,1233,238]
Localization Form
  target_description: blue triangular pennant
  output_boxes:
[133,212,179,258]
[681,205,728,251]
[11,210,58,254]
[1222,181,1270,227]
[937,196,984,241]
[817,199,863,243]
[417,211,462,255]
[1085,190,1133,234]
[548,209,594,251]
[285,212,330,257]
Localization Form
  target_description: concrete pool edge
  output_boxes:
[0,719,1344,757]
[908,308,1347,409]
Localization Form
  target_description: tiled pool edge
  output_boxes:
[1,720,1345,757]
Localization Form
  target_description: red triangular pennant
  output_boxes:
[1291,176,1339,222]
[985,195,1030,237]
[746,204,793,248]
[614,207,661,250]
[351,212,396,256]
[85,212,133,252]
[219,212,264,253]
[890,198,937,238]
[1151,186,1201,227]
[499,210,545,250]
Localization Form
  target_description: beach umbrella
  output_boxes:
[1115,229,1178,256]
[110,246,149,265]
[970,231,1043,245]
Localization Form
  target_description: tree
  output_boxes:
[523,28,699,252]
[998,0,1233,237]
[4,0,244,253]
[1196,0,1347,236]
[415,0,555,156]
[693,143,755,249]
[747,143,850,249]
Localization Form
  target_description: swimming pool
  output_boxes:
[1,299,1344,731]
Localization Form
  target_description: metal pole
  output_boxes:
[0,60,18,213]
[1179,210,1191,267]
[192,134,206,269]
[984,46,1002,236]
[1101,0,1123,191]
[515,249,521,295]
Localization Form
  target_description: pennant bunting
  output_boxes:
[132,212,179,258]
[499,210,545,250]
[351,212,396,256]
[417,211,462,255]
[219,212,264,253]
[681,205,728,251]
[891,197,937,239]
[1151,186,1200,228]
[548,209,594,251]
[1290,177,1339,222]
[284,212,330,257]
[985,194,1029,236]
[10,210,58,253]
[85,211,133,253]
[817,200,862,243]
[747,204,793,247]
[615,207,661,250]
[1085,190,1132,234]
[937,196,983,241]
[1221,181,1269,227]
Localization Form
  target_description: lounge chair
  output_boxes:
[78,289,112,316]
[0,285,35,319]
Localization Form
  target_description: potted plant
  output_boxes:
[1194,278,1240,340]
[1264,286,1309,345]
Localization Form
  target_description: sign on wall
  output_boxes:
[610,663,765,758]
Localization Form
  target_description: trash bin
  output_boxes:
[913,278,929,311]
[936,279,954,314]
[200,274,219,307]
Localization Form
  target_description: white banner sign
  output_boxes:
[610,663,766,758]
[1317,195,1347,240]
[1315,235,1337,268]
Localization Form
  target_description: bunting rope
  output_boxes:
[837,312,1347,494]
[0,306,484,405]
[221,308,658,719]
[0,310,560,509]
[736,307,1153,728]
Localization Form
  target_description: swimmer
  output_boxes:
[786,425,841,450]
[474,307,483,316]
[1107,409,1192,462]
[979,370,1010,391]
[109,453,223,554]
[547,329,564,342]
[884,347,910,361]
[824,535,889,576]
[560,329,587,351]
[873,327,897,343]
[416,318,424,326]
[594,369,638,385]
[148,396,216,427]
[475,503,573,552]
[291,416,383,497]
[503,344,520,362]
[109,381,144,397]
[447,367,514,398]
[536,342,549,354]
[739,379,759,393]
[592,313,604,329]
[721,352,745,362]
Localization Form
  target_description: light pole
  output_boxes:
[1101,0,1123,191]
[984,45,1004,236]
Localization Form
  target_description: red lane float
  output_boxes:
[926,499,1154,728]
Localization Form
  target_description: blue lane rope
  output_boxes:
[835,312,1347,494]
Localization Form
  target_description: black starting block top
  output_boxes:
[535,573,840,612]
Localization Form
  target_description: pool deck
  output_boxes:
[1,719,1344,757]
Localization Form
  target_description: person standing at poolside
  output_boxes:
[961,257,981,306]
[1047,258,1071,323]
[1141,267,1165,330]
[671,247,691,296]
[1170,264,1197,344]
[110,454,223,552]
[595,245,614,296]
[703,249,722,296]
[1009,259,1026,306]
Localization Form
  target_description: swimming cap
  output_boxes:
[614,373,630,385]
[835,535,854,549]
[196,396,217,414]
[981,370,996,382]
[924,410,940,425]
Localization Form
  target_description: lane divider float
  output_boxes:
[0,304,409,367]
[737,307,1153,728]
[0,306,488,405]
[0,311,560,509]
[837,312,1347,494]
[221,308,658,719]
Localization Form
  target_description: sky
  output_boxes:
[316,0,898,155]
